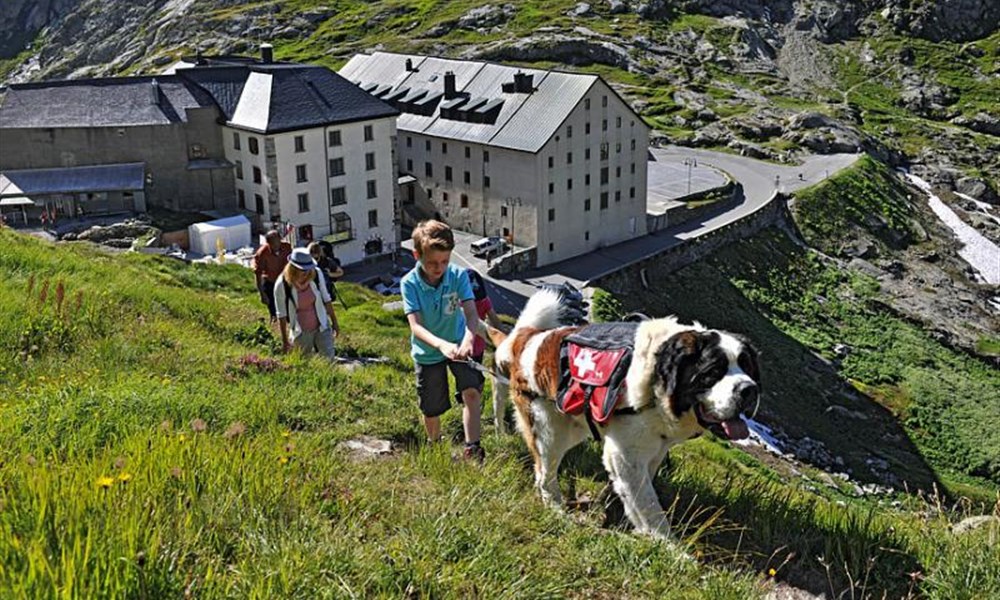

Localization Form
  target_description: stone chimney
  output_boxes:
[260,43,274,64]
[514,71,533,93]
[502,71,535,94]
[405,58,414,72]
[150,79,161,106]
[443,71,457,99]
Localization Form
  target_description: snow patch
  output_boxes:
[733,417,786,455]
[905,174,1000,284]
[955,192,1000,226]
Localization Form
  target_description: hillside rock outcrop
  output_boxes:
[0,0,80,59]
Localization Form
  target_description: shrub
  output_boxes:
[591,288,624,322]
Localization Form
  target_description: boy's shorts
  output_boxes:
[415,360,485,418]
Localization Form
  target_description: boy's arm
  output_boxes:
[458,299,480,358]
[406,312,463,360]
[482,297,504,329]
[486,308,504,330]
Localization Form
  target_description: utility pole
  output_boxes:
[683,159,692,196]
[504,196,521,259]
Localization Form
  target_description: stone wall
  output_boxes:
[487,246,537,276]
[648,182,738,233]
[592,191,791,292]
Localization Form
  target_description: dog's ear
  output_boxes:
[735,335,761,386]
[654,331,705,397]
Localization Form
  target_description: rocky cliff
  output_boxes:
[0,0,80,60]
[1,0,997,203]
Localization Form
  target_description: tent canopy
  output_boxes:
[188,214,252,254]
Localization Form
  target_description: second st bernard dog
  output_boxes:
[486,288,761,540]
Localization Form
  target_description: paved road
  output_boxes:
[481,147,861,316]
[646,156,728,213]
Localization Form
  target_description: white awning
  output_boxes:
[0,196,35,206]
[0,163,145,197]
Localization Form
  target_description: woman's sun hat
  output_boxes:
[289,247,317,271]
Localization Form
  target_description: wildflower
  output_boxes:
[96,476,115,489]
[117,472,132,483]
[160,420,172,432]
[27,274,35,297]
[169,467,183,479]
[74,290,83,314]
[55,281,65,314]
[768,568,777,578]
[178,433,187,443]
[190,418,207,433]
[39,280,49,304]
[279,456,290,465]
[24,454,37,467]
[223,421,246,439]
[281,430,291,438]
[113,456,126,470]
[284,442,295,453]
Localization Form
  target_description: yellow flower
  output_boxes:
[278,456,290,465]
[177,433,187,443]
[281,430,291,438]
[768,568,777,578]
[117,472,132,483]
[96,476,115,489]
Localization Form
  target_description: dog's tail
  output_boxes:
[514,285,585,332]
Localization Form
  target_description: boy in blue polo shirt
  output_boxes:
[401,220,486,461]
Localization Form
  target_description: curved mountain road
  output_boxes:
[483,147,861,315]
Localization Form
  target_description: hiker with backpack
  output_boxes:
[274,248,339,360]
[252,230,293,323]
[308,241,344,306]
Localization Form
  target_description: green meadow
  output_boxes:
[1,223,998,598]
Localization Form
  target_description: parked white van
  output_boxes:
[470,236,507,257]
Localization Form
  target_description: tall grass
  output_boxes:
[1,229,998,598]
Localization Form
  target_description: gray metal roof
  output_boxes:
[0,163,146,196]
[340,52,608,153]
[0,61,399,134]
[0,76,213,128]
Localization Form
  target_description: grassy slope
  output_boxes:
[0,230,762,598]
[621,157,1000,492]
[1,226,998,598]
[793,154,918,254]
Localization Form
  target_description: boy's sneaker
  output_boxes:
[463,442,486,464]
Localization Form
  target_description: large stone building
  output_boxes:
[0,74,228,215]
[339,51,650,267]
[0,48,400,265]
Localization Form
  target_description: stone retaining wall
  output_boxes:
[487,246,538,277]
[591,192,792,292]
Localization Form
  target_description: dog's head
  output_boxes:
[653,329,760,440]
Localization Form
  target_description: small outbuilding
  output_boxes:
[187,214,252,255]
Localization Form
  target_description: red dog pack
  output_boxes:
[556,322,639,427]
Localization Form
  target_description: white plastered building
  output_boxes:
[340,52,649,267]
[180,58,401,265]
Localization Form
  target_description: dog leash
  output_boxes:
[464,359,510,385]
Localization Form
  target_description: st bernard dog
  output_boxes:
[485,288,760,540]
